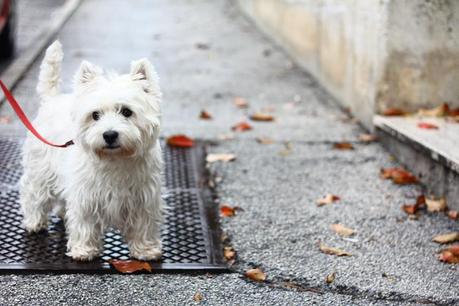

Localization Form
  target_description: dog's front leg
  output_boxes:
[124,200,162,261]
[65,202,103,261]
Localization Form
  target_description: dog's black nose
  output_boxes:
[103,130,119,145]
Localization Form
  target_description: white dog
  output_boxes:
[20,41,163,261]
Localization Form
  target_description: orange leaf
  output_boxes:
[250,113,274,122]
[232,122,252,132]
[383,108,406,116]
[245,268,266,282]
[448,210,458,220]
[199,110,212,120]
[439,245,459,264]
[333,142,354,150]
[234,97,248,108]
[417,122,439,130]
[220,205,241,217]
[380,168,417,185]
[110,259,152,273]
[402,204,418,215]
[167,135,194,148]
[319,244,352,256]
[317,194,340,206]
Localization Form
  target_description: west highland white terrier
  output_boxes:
[20,41,163,261]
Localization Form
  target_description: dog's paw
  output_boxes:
[66,246,100,261]
[129,244,162,261]
[23,218,48,233]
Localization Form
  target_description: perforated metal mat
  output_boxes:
[0,138,227,273]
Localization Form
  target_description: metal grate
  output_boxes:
[0,138,226,273]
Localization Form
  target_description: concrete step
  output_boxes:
[374,115,459,210]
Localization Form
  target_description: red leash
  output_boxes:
[0,80,74,148]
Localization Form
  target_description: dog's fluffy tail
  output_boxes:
[36,41,63,99]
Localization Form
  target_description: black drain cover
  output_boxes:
[0,138,227,273]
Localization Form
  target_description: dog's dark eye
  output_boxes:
[121,107,133,118]
[92,111,100,121]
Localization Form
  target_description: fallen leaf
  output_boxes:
[416,103,449,117]
[333,142,354,150]
[383,108,406,116]
[245,268,266,282]
[223,246,236,260]
[425,197,447,212]
[206,153,236,163]
[0,116,11,124]
[193,292,203,302]
[220,205,241,217]
[218,133,235,141]
[358,134,378,143]
[317,194,340,206]
[256,137,274,144]
[380,168,418,185]
[199,110,212,120]
[250,112,274,122]
[433,232,459,244]
[232,122,252,132]
[167,135,194,148]
[319,244,352,256]
[417,122,439,130]
[439,245,459,264]
[402,204,418,215]
[325,272,336,284]
[109,260,152,273]
[330,224,355,237]
[234,97,248,108]
[448,210,458,220]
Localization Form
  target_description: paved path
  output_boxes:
[0,0,457,305]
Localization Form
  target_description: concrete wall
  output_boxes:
[237,0,459,128]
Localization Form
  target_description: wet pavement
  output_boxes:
[0,0,457,305]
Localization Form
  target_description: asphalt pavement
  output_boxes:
[0,0,457,305]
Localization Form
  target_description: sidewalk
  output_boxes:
[0,0,457,305]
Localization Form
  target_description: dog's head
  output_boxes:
[71,59,162,159]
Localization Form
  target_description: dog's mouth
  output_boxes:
[104,144,121,150]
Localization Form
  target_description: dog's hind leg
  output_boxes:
[19,173,54,233]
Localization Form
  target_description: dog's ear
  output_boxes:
[130,58,159,94]
[74,61,102,88]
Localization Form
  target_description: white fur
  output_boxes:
[20,41,163,261]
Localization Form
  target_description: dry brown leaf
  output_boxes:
[199,110,212,120]
[317,194,340,206]
[333,142,354,150]
[109,260,152,273]
[250,112,274,122]
[426,197,447,212]
[418,122,439,130]
[433,232,459,244]
[330,224,355,237]
[402,204,418,215]
[220,205,241,217]
[256,137,274,144]
[380,168,418,185]
[206,153,236,163]
[234,97,248,108]
[439,245,459,264]
[193,292,203,302]
[359,134,378,143]
[319,244,352,256]
[448,210,459,220]
[223,246,236,260]
[383,108,406,116]
[416,103,449,117]
[167,135,194,148]
[0,116,11,125]
[325,272,336,284]
[245,268,266,282]
[232,122,252,132]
